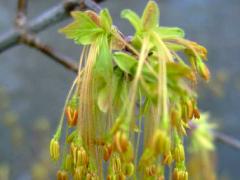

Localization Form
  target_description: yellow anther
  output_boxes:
[50,138,60,161]
[57,170,68,180]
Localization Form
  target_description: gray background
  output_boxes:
[0,0,240,179]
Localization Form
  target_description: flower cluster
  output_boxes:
[49,1,211,179]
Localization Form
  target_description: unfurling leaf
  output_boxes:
[100,9,112,32]
[94,35,113,83]
[165,42,186,51]
[141,0,159,31]
[155,27,185,39]
[121,9,142,32]
[59,11,103,45]
[85,10,101,26]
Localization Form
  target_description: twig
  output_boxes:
[189,121,240,150]
[84,0,102,13]
[213,131,240,150]
[0,0,105,53]
[16,0,28,27]
[21,33,78,73]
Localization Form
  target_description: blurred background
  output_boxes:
[0,0,240,179]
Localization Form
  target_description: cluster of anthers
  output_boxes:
[49,1,210,180]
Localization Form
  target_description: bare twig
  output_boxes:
[16,0,28,27]
[0,0,105,53]
[213,131,240,150]
[21,33,78,73]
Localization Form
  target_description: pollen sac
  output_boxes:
[74,166,86,180]
[57,170,68,180]
[65,154,73,171]
[71,143,78,165]
[65,106,78,127]
[86,172,99,180]
[158,175,165,180]
[185,99,194,120]
[103,144,113,161]
[113,131,129,153]
[172,168,188,180]
[170,108,181,127]
[76,147,89,167]
[145,164,157,177]
[117,173,126,180]
[152,130,171,155]
[107,174,117,180]
[121,142,134,162]
[50,138,60,161]
[70,143,89,167]
[173,144,185,162]
[163,152,173,166]
[123,162,135,176]
[193,108,200,119]
[112,155,122,173]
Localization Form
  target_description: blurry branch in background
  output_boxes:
[0,0,240,152]
[21,33,78,73]
[15,0,79,72]
[0,0,105,71]
[213,131,240,150]
[16,0,28,27]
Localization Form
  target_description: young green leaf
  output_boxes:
[121,9,142,32]
[165,42,186,51]
[155,27,185,39]
[113,52,138,75]
[141,0,159,31]
[94,35,113,83]
[59,11,103,45]
[100,9,112,32]
[112,68,124,104]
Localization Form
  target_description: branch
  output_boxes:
[21,33,78,73]
[189,121,240,150]
[0,0,105,53]
[16,0,28,27]
[213,131,240,150]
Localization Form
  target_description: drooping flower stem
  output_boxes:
[54,78,78,140]
[126,35,150,130]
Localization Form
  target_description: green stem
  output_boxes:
[54,78,78,140]
[152,31,175,129]
[126,35,150,127]
[61,126,69,170]
[134,89,143,166]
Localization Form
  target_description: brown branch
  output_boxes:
[21,33,78,73]
[0,0,106,53]
[16,0,28,27]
